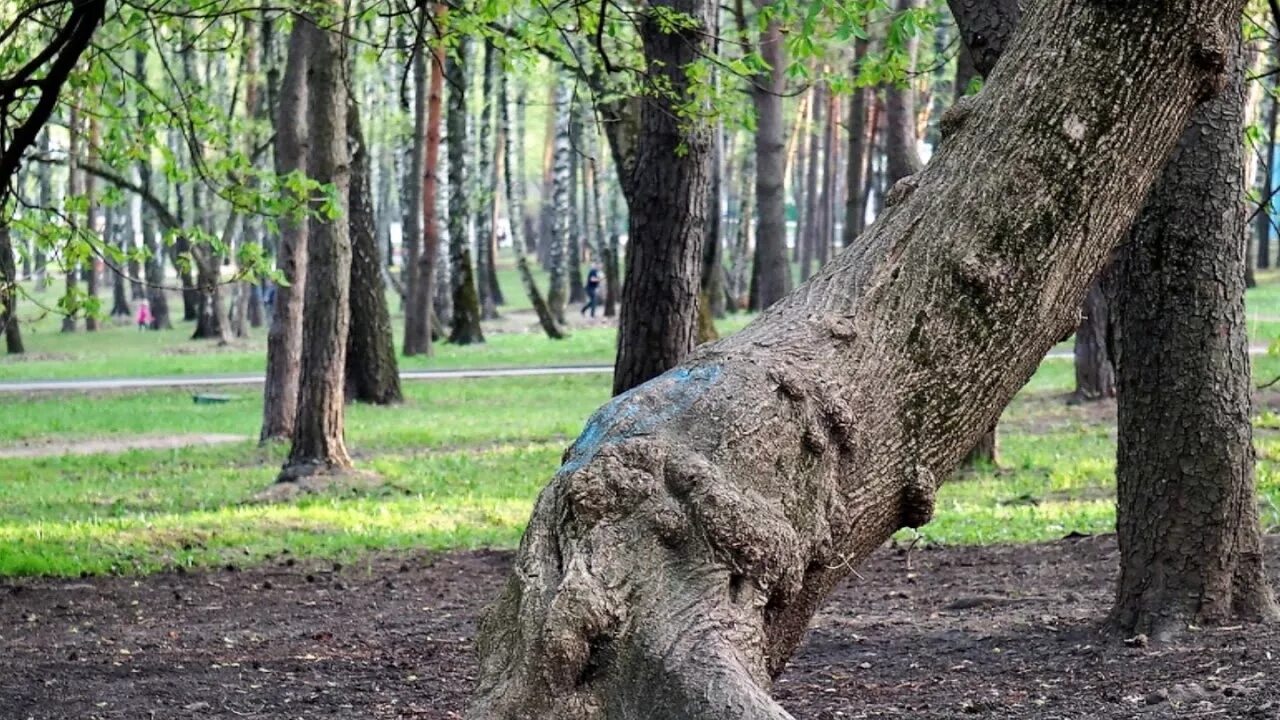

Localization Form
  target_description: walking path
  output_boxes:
[0,345,1273,394]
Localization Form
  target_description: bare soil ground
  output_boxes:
[3,536,1279,720]
[0,434,248,459]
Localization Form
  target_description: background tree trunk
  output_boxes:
[1071,270,1116,402]
[280,13,354,481]
[469,1,1246,715]
[401,25,427,356]
[0,221,23,354]
[1111,28,1279,641]
[800,83,823,282]
[345,95,403,405]
[62,106,80,334]
[612,0,712,396]
[1256,70,1277,271]
[546,79,573,325]
[885,0,924,185]
[260,20,309,444]
[476,40,500,320]
[749,11,791,311]
[446,38,485,346]
[83,117,100,332]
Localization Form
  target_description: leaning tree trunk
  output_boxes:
[612,0,712,396]
[345,95,403,405]
[279,13,353,481]
[1071,270,1116,402]
[446,39,485,346]
[500,66,565,340]
[0,220,23,354]
[469,1,1245,716]
[260,19,309,444]
[1110,27,1279,641]
[749,10,792,311]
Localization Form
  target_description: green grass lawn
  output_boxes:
[5,353,1280,577]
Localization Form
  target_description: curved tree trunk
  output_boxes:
[612,0,711,396]
[469,1,1246,716]
[501,65,564,340]
[345,95,403,405]
[1110,28,1279,641]
[279,12,353,481]
[446,38,485,346]
[750,12,791,311]
[260,19,309,444]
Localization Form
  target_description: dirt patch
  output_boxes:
[0,434,248,459]
[4,536,1279,719]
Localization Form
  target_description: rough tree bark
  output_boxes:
[469,1,1246,716]
[446,39,485,346]
[1072,270,1116,402]
[279,13,354,481]
[501,68,565,340]
[843,39,873,247]
[345,95,403,405]
[800,83,823,282]
[260,19,309,444]
[612,0,712,396]
[1110,26,1279,640]
[749,7,792,311]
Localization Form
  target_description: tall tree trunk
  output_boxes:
[885,0,924,185]
[62,105,79,333]
[108,206,131,317]
[1072,270,1116,402]
[603,184,622,318]
[749,12,791,311]
[134,50,170,331]
[817,85,838,267]
[1111,27,1279,641]
[701,119,727,323]
[280,12,354,481]
[446,38,485,346]
[500,67,565,340]
[34,129,50,292]
[800,83,823,282]
[612,0,712,396]
[730,146,756,310]
[1256,71,1277,271]
[546,79,573,325]
[476,40,500,320]
[0,220,23,353]
[260,19,310,444]
[468,1,1246,715]
[84,117,100,332]
[346,96,403,405]
[567,104,587,306]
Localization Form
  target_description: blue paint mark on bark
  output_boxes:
[560,364,723,474]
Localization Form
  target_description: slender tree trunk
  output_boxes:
[135,51,171,331]
[730,146,756,310]
[0,220,23,353]
[346,95,403,405]
[501,66,565,340]
[260,19,310,444]
[84,117,100,332]
[280,12,354,481]
[475,40,500,320]
[108,207,131,317]
[701,119,727,324]
[446,38,485,345]
[800,83,823,282]
[62,106,79,333]
[34,130,50,292]
[1256,72,1277,271]
[612,0,712,396]
[750,12,792,311]
[1072,269,1116,402]
[1111,27,1279,640]
[818,88,838,266]
[546,79,573,325]
[567,104,587,306]
[603,184,622,318]
[469,1,1246,715]
[885,0,924,185]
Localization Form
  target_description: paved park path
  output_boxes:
[0,344,1273,394]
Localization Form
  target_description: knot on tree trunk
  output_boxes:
[1190,26,1230,101]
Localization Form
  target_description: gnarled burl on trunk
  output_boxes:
[470,1,1246,717]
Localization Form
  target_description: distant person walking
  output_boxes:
[135,300,152,331]
[581,262,602,318]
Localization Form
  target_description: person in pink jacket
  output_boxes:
[136,300,152,331]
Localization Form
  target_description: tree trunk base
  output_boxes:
[261,467,380,499]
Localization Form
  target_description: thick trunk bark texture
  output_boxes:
[280,14,353,480]
[469,2,1245,716]
[1110,29,1279,640]
[612,0,712,396]
[750,14,791,311]
[260,20,310,444]
[346,96,403,405]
